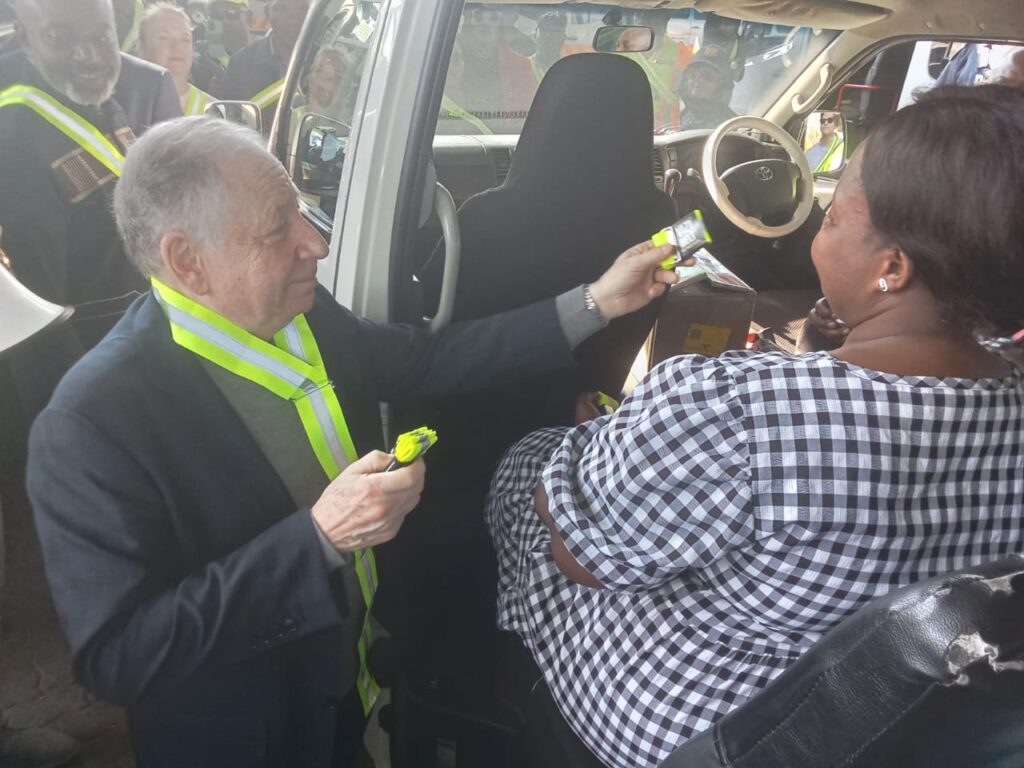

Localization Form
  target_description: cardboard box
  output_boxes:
[647,252,755,366]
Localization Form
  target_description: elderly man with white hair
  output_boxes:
[25,117,680,767]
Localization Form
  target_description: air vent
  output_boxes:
[651,148,665,187]
[493,148,513,185]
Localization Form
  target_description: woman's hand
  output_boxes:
[534,482,602,588]
[805,297,850,350]
[588,240,688,320]
[574,392,603,425]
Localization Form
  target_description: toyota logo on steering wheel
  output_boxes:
[754,166,774,182]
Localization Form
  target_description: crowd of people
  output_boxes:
[0,1,1023,768]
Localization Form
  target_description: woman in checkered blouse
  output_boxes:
[486,84,1024,768]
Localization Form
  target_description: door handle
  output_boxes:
[792,64,833,113]
[424,182,460,332]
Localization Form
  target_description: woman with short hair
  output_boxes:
[487,84,1024,768]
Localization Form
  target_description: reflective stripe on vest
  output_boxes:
[632,53,677,106]
[252,78,285,110]
[184,85,211,117]
[440,95,493,136]
[815,134,845,173]
[150,278,382,714]
[0,85,125,177]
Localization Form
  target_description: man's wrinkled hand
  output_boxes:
[588,240,687,320]
[311,450,424,552]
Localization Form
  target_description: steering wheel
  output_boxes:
[701,116,814,238]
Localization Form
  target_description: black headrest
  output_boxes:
[507,53,655,193]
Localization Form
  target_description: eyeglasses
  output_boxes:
[821,116,837,125]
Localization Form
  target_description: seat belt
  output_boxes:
[151,278,382,714]
[0,85,125,177]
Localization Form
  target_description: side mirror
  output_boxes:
[800,110,846,175]
[293,111,351,196]
[592,25,654,54]
[203,100,262,134]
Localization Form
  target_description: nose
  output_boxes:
[298,217,329,262]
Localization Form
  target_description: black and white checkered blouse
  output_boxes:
[487,350,1024,768]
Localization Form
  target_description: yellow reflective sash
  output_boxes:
[184,85,212,117]
[815,134,845,173]
[252,78,285,111]
[631,53,677,106]
[440,95,493,136]
[0,85,125,177]
[151,278,381,713]
[120,0,145,52]
[530,56,546,85]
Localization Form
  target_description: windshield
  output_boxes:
[439,4,838,136]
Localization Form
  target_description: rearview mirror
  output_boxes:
[203,100,262,134]
[592,25,654,54]
[801,110,846,175]
[293,111,351,196]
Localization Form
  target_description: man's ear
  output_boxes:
[875,245,914,293]
[160,231,211,295]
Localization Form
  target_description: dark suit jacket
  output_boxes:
[28,288,571,768]
[0,51,181,421]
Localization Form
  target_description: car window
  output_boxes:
[899,41,1024,108]
[280,0,381,221]
[438,3,838,136]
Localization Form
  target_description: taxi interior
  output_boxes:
[262,0,1024,765]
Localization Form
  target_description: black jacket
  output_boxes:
[28,288,571,767]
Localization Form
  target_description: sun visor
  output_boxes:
[692,0,891,30]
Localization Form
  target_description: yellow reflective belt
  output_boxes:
[0,85,125,177]
[815,134,844,173]
[120,0,145,52]
[150,278,381,714]
[184,85,211,117]
[252,78,285,110]
[632,53,677,106]
[530,56,546,85]
[440,95,493,136]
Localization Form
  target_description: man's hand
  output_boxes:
[311,451,424,552]
[588,240,686,320]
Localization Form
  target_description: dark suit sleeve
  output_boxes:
[0,129,69,300]
[152,68,183,123]
[342,297,574,401]
[219,49,250,101]
[28,407,342,706]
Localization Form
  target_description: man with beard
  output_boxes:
[220,0,310,132]
[0,0,180,426]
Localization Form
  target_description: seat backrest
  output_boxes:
[661,556,1024,768]
[429,52,676,395]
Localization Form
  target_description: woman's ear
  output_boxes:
[876,245,914,293]
[160,232,211,296]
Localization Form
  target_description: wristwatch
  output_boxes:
[583,283,608,327]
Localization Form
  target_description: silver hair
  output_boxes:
[138,1,192,48]
[113,117,270,278]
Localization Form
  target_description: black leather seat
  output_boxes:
[496,557,1024,768]
[665,555,1024,767]
[419,53,677,492]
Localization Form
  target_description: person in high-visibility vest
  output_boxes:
[529,11,568,84]
[26,116,680,768]
[805,111,845,173]
[0,0,181,420]
[137,3,214,117]
[220,0,310,134]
